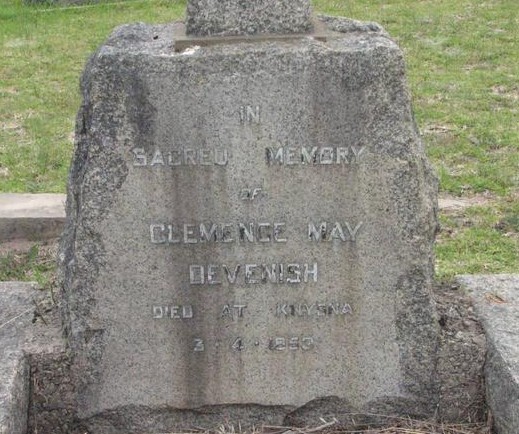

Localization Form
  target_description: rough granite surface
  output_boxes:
[0,282,39,434]
[186,0,313,36]
[0,351,28,434]
[459,274,519,434]
[0,282,63,434]
[60,17,439,433]
[434,282,486,422]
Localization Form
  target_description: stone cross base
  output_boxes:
[186,0,313,36]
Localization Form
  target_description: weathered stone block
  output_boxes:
[460,274,519,434]
[0,282,69,434]
[0,352,29,434]
[0,282,48,434]
[186,0,313,36]
[60,17,439,432]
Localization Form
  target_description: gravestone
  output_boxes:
[59,0,439,431]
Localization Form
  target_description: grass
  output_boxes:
[0,0,185,192]
[437,198,519,277]
[0,242,56,288]
[0,0,518,278]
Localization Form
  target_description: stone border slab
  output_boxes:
[0,352,29,434]
[0,282,65,434]
[0,193,66,241]
[0,282,40,434]
[458,274,519,434]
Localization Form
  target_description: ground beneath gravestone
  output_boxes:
[212,420,492,434]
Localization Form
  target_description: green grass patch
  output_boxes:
[0,0,186,192]
[0,243,56,288]
[0,0,518,277]
[437,200,519,279]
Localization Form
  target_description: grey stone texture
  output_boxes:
[60,16,439,432]
[459,274,519,434]
[434,282,486,422]
[0,193,65,241]
[0,282,81,434]
[0,282,64,434]
[0,352,28,434]
[186,0,313,36]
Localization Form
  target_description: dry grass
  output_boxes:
[155,417,492,434]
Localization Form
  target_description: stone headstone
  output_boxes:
[60,1,439,432]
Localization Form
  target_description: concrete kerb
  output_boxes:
[0,194,66,242]
[0,351,29,434]
[0,282,65,434]
[459,274,519,434]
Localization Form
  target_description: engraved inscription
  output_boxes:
[239,105,261,124]
[231,337,245,351]
[308,221,364,242]
[188,336,316,353]
[132,147,229,167]
[150,221,364,244]
[193,338,205,352]
[189,263,318,285]
[240,188,263,201]
[142,99,364,365]
[150,222,287,244]
[275,302,353,317]
[266,145,366,166]
[269,336,315,351]
[153,305,193,319]
[221,304,247,319]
